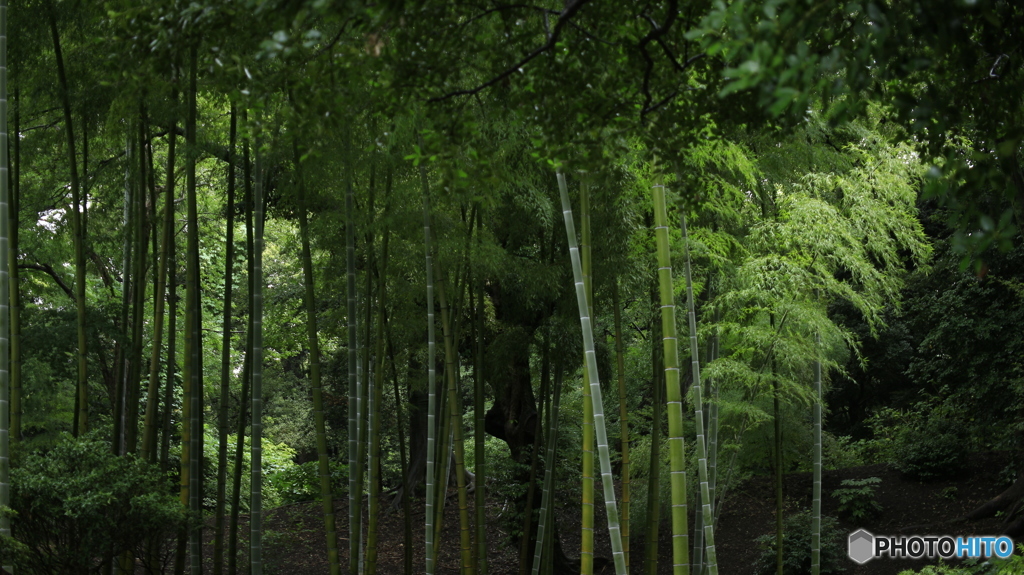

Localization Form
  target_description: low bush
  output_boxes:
[892,404,971,481]
[0,432,186,574]
[753,510,846,575]
[832,477,883,521]
[268,459,349,505]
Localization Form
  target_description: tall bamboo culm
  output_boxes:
[531,350,564,575]
[420,161,440,575]
[184,47,203,575]
[141,76,178,463]
[652,182,689,575]
[250,130,266,575]
[474,207,488,575]
[612,279,630,571]
[0,2,11,570]
[292,142,341,575]
[681,214,718,575]
[211,107,238,575]
[811,326,822,575]
[228,125,253,575]
[579,177,596,575]
[49,10,88,436]
[345,156,360,575]
[8,86,18,445]
[366,229,390,575]
[556,170,627,575]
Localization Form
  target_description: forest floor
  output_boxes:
[197,451,1015,575]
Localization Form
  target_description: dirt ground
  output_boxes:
[197,451,1016,574]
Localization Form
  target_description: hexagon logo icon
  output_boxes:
[848,529,874,564]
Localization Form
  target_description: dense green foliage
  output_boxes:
[753,512,845,575]
[1,433,185,574]
[0,1,1021,573]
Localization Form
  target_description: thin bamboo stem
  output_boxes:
[557,170,626,575]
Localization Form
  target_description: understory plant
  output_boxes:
[753,511,845,575]
[832,477,883,522]
[0,432,186,574]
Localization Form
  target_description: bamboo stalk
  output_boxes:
[681,214,718,575]
[531,346,564,575]
[474,207,488,575]
[557,170,627,575]
[420,160,440,574]
[612,278,631,571]
[0,4,10,569]
[213,105,238,575]
[366,228,390,575]
[250,125,266,575]
[579,177,596,575]
[811,316,822,575]
[346,144,360,575]
[652,182,689,575]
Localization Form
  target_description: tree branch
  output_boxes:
[20,262,74,298]
[428,0,595,102]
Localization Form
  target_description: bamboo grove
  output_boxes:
[0,1,1019,575]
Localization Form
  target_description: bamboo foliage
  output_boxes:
[556,170,626,575]
[681,214,719,575]
[652,182,689,575]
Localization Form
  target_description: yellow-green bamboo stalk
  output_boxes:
[346,149,360,575]
[0,4,10,569]
[250,126,266,575]
[142,85,178,463]
[420,160,440,574]
[557,170,626,575]
[474,207,488,575]
[184,47,203,574]
[811,323,822,575]
[8,86,18,445]
[681,214,718,575]
[612,278,630,570]
[652,182,689,575]
[366,228,390,575]
[295,141,340,575]
[531,348,564,575]
[579,177,595,575]
[49,11,88,436]
[437,273,475,574]
[213,106,238,575]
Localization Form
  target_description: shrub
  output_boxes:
[832,477,883,521]
[893,404,970,481]
[0,432,186,574]
[753,511,846,575]
[268,459,349,505]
